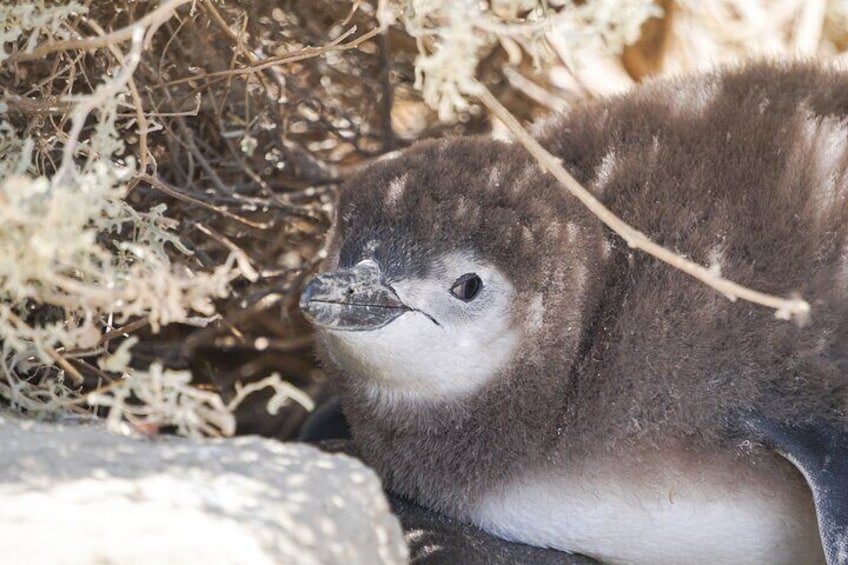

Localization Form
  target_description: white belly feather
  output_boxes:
[472,455,824,565]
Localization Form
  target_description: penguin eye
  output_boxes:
[450,273,483,301]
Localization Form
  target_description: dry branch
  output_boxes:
[469,81,812,325]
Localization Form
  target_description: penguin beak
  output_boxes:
[299,259,410,331]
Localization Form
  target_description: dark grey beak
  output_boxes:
[299,259,410,331]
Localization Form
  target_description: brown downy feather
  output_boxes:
[315,60,848,517]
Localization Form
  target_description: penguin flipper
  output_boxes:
[297,396,351,442]
[746,416,848,565]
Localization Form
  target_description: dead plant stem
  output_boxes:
[470,81,811,324]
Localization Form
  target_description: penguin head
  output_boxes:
[301,137,605,403]
[301,250,519,400]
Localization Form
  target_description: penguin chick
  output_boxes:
[300,61,848,565]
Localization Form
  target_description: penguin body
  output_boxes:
[300,62,848,564]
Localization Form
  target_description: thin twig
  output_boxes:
[98,318,151,346]
[194,222,260,282]
[469,80,811,325]
[55,26,145,185]
[137,173,272,229]
[173,117,232,194]
[44,347,85,388]
[80,17,153,175]
[503,66,568,111]
[153,24,381,89]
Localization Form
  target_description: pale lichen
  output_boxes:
[88,367,314,439]
[381,0,662,120]
[0,14,274,432]
[0,1,87,62]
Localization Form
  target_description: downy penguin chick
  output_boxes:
[300,62,848,565]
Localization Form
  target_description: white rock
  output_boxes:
[0,410,407,565]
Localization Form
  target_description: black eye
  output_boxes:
[450,273,483,301]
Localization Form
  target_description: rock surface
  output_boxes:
[0,410,407,565]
